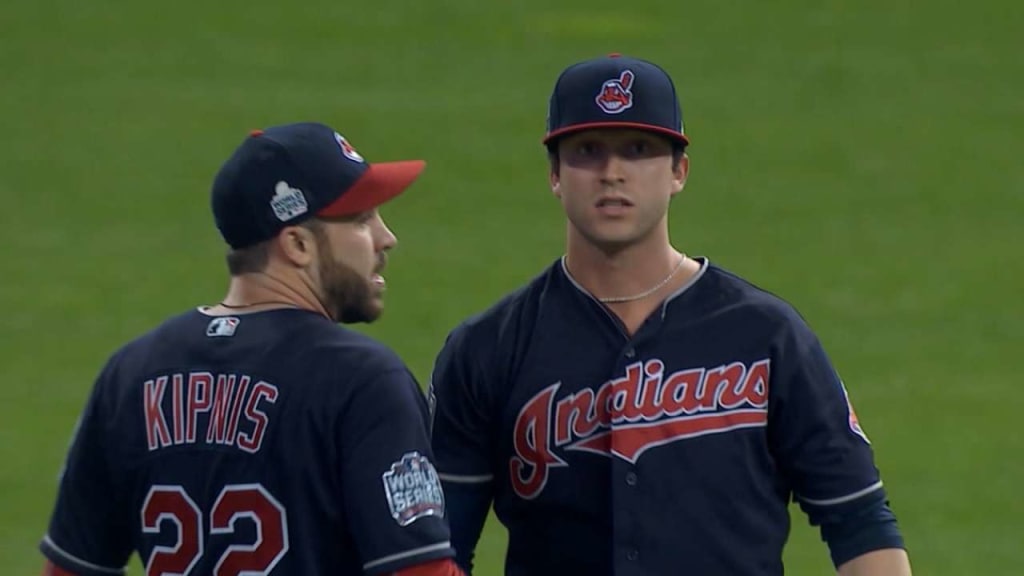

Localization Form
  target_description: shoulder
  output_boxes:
[697,261,817,337]
[310,323,409,374]
[439,260,559,361]
[114,308,410,384]
[97,309,204,374]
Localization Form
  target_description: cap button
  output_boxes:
[249,129,265,137]
[608,52,621,58]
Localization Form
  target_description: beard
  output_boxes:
[313,232,383,324]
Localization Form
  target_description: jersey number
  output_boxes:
[141,483,289,576]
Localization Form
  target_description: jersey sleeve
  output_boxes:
[428,324,496,482]
[337,365,455,575]
[767,313,885,521]
[428,324,497,574]
[39,356,133,576]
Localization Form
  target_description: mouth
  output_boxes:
[372,258,387,289]
[595,196,634,216]
[596,197,633,207]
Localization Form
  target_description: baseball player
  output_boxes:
[40,122,464,576]
[429,55,913,575]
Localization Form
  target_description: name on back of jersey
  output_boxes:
[144,371,279,454]
[382,452,445,526]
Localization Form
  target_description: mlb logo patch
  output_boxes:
[595,69,635,114]
[382,452,445,526]
[206,317,240,337]
[270,181,309,221]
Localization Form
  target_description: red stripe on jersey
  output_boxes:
[392,557,465,576]
[42,560,78,576]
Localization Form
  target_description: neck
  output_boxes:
[564,225,682,301]
[209,267,331,319]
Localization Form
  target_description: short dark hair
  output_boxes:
[226,242,270,275]
[546,138,687,176]
[224,219,325,276]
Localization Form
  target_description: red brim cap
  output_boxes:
[318,160,426,217]
[543,122,689,146]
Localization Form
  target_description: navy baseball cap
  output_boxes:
[543,53,689,147]
[211,122,425,249]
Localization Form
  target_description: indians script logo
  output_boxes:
[595,69,635,114]
[510,358,770,499]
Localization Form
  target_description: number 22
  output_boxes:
[141,483,289,576]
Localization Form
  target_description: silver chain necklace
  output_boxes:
[597,256,686,304]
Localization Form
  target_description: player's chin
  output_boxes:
[367,290,386,314]
[364,304,384,322]
[339,299,384,324]
[371,293,385,310]
[584,226,642,249]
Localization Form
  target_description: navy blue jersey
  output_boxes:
[430,257,897,575]
[41,308,454,575]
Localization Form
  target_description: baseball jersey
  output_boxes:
[41,307,454,575]
[430,257,891,575]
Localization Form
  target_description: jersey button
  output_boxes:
[624,347,636,358]
[626,549,639,561]
[625,472,638,486]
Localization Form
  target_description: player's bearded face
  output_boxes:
[554,130,683,252]
[310,219,390,324]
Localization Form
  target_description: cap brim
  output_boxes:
[543,122,689,146]
[317,160,426,217]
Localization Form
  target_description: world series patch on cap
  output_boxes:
[543,53,689,146]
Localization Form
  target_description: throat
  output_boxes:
[596,254,686,304]
[562,253,702,336]
[563,249,687,303]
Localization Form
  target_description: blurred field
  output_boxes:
[2,0,1021,573]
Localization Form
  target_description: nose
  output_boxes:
[375,215,398,252]
[599,153,626,185]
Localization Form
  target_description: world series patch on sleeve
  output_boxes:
[383,452,446,526]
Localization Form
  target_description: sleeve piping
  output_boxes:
[41,535,125,575]
[796,480,884,506]
[363,541,454,570]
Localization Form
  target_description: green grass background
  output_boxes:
[2,0,1021,573]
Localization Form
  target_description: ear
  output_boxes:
[276,225,317,268]
[671,153,690,196]
[550,170,561,198]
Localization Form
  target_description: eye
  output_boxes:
[575,141,598,156]
[627,139,651,156]
[353,210,376,226]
